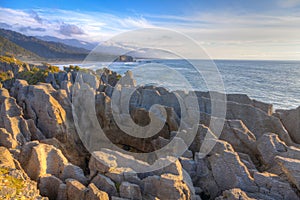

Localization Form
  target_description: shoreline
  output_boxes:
[1,55,300,199]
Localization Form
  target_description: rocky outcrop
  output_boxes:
[256,133,300,173]
[0,146,16,168]
[19,141,68,181]
[16,83,66,138]
[39,174,63,200]
[276,156,300,190]
[0,128,18,148]
[0,88,32,146]
[91,173,118,196]
[13,81,88,169]
[216,188,255,200]
[88,148,194,199]
[0,146,45,199]
[86,183,109,200]
[65,179,109,200]
[17,141,88,188]
[119,181,142,200]
[1,64,300,200]
[0,58,30,75]
[225,101,295,147]
[276,106,300,144]
[66,179,87,200]
[143,173,191,200]
[208,140,257,194]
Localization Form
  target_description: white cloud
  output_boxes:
[0,7,154,42]
[0,6,299,60]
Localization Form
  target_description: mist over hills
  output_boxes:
[35,35,98,51]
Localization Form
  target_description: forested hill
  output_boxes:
[0,35,42,61]
[0,28,89,61]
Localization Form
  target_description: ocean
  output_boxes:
[60,59,300,110]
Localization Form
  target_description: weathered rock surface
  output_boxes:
[16,83,66,138]
[276,106,300,144]
[143,173,191,200]
[56,183,67,200]
[0,146,16,168]
[257,133,300,173]
[66,179,87,200]
[216,188,255,200]
[119,181,142,200]
[252,171,299,199]
[14,81,88,169]
[208,140,257,194]
[0,94,31,145]
[225,101,295,147]
[39,174,63,200]
[0,147,45,199]
[0,127,18,148]
[1,63,300,200]
[61,163,88,185]
[19,141,68,180]
[91,173,118,196]
[276,156,300,190]
[86,183,109,200]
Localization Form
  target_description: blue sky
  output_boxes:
[1,0,300,59]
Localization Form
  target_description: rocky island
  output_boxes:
[0,55,300,200]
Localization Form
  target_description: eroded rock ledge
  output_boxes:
[0,57,300,200]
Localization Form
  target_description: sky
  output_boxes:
[0,0,300,60]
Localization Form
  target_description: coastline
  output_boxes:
[1,56,300,199]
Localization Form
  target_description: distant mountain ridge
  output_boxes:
[0,28,89,61]
[36,35,97,50]
[0,35,42,61]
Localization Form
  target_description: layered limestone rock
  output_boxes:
[65,179,109,200]
[0,58,30,76]
[13,81,88,168]
[0,88,32,146]
[0,128,18,149]
[15,83,66,138]
[18,141,68,181]
[276,106,300,144]
[257,133,300,173]
[142,173,191,200]
[18,141,87,185]
[88,148,194,199]
[216,188,255,200]
[1,65,300,200]
[225,101,295,147]
[207,140,257,194]
[0,146,45,199]
[276,156,300,190]
[0,146,16,169]
[38,174,63,200]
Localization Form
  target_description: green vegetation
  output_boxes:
[64,65,93,73]
[116,74,122,80]
[18,69,48,85]
[0,54,123,87]
[0,71,11,81]
[0,167,25,199]
[115,182,121,193]
[64,65,81,72]
[0,55,62,84]
[0,28,89,60]
[19,65,61,85]
[0,53,23,66]
[0,35,41,61]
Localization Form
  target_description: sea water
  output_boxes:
[59,59,300,110]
